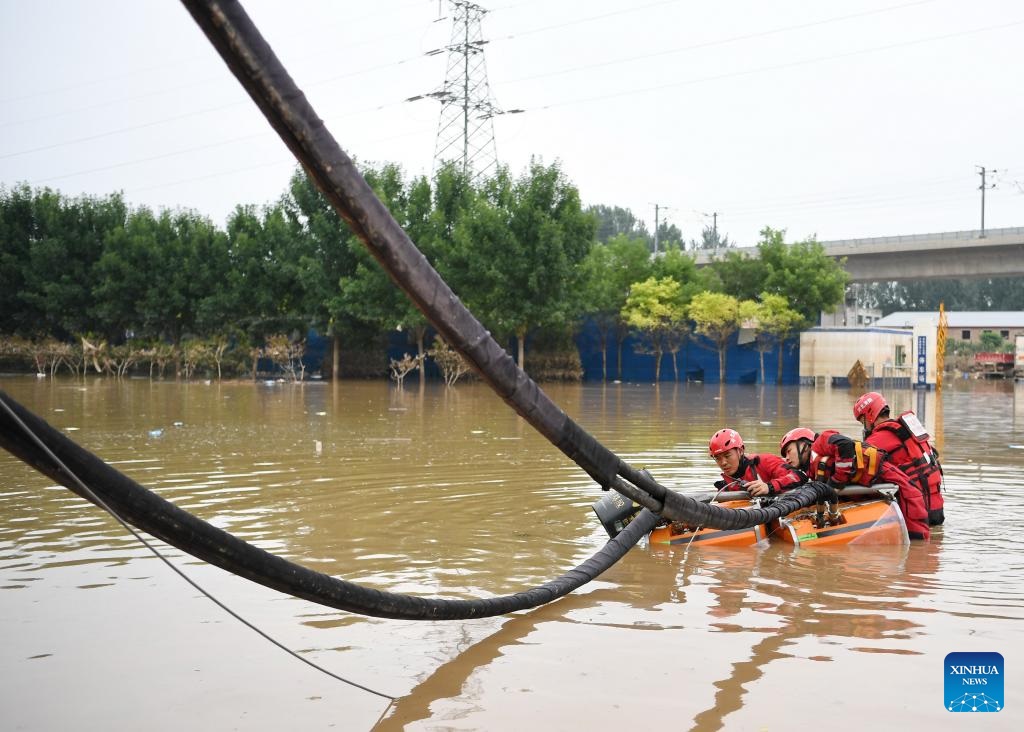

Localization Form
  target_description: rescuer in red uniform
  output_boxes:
[708,428,806,497]
[779,426,930,540]
[853,391,945,525]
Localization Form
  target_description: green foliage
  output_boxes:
[757,227,848,323]
[978,331,1010,352]
[746,292,804,383]
[577,233,653,379]
[689,225,733,250]
[2,162,869,384]
[447,160,595,366]
[707,227,847,324]
[688,291,755,382]
[586,204,648,244]
[863,276,1024,314]
[622,276,687,381]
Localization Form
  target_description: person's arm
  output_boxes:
[825,433,858,484]
[764,454,807,493]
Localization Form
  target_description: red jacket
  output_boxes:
[718,453,807,494]
[809,430,930,540]
[864,414,944,523]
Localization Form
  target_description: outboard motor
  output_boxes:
[592,492,642,538]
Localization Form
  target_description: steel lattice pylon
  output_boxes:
[432,1,502,180]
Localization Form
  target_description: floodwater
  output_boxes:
[1,376,1022,731]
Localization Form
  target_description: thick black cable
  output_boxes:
[0,390,658,620]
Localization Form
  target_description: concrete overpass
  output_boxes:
[693,226,1024,283]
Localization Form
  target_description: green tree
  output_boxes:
[450,160,595,369]
[0,184,39,335]
[336,163,443,382]
[14,189,127,340]
[93,207,161,341]
[689,224,733,251]
[578,233,652,380]
[622,277,687,382]
[223,203,305,354]
[978,331,1009,352]
[758,227,848,324]
[863,276,1024,314]
[586,204,647,244]
[747,292,804,384]
[284,169,359,379]
[689,291,754,383]
[707,248,765,302]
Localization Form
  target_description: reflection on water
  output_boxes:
[2,377,1023,729]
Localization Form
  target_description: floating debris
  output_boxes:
[147,429,164,438]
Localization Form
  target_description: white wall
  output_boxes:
[799,328,913,385]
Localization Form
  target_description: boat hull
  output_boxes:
[648,500,768,547]
[777,497,909,547]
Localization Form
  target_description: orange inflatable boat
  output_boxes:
[593,485,909,548]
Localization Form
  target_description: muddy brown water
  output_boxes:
[1,376,1022,730]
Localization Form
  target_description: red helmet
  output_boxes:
[853,392,888,425]
[780,427,815,456]
[709,429,744,457]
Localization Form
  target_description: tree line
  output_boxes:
[0,161,849,382]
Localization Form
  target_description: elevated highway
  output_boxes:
[693,226,1024,283]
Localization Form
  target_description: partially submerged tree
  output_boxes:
[622,277,687,382]
[747,292,805,384]
[430,336,471,386]
[389,352,425,388]
[688,291,755,383]
[578,233,652,380]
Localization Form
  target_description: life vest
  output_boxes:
[809,439,883,486]
[872,411,944,512]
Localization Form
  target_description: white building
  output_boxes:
[873,311,1024,346]
[799,326,913,388]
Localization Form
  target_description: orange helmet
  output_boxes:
[853,392,888,425]
[780,427,815,456]
[709,428,744,457]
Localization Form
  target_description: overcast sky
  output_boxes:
[2,0,1022,246]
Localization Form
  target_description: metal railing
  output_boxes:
[822,226,1024,248]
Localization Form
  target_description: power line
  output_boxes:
[500,0,937,86]
[520,18,1024,113]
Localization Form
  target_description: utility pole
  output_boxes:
[977,165,997,238]
[651,203,672,254]
[699,210,722,248]
[654,203,660,254]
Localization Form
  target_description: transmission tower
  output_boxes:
[428,1,512,180]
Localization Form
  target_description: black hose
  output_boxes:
[0,390,657,620]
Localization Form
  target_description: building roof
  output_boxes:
[873,311,1024,328]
